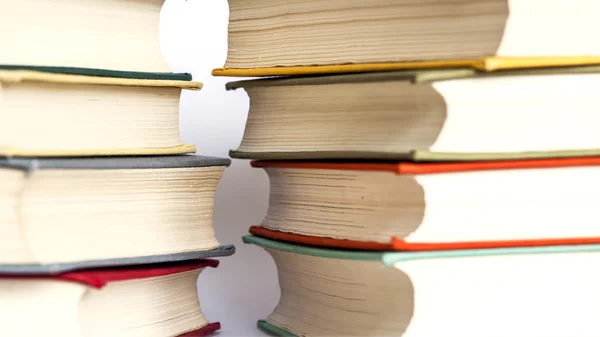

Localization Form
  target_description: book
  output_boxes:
[227,67,600,161]
[0,156,235,272]
[2,260,221,337]
[245,235,600,337]
[248,158,600,251]
[0,68,200,157]
[0,0,170,72]
[215,0,600,76]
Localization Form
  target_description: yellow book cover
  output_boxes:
[213,57,600,77]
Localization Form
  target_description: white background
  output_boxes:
[161,1,277,336]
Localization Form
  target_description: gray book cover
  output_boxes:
[0,155,231,172]
[0,248,236,275]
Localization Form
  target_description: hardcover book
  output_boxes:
[0,156,235,273]
[2,260,221,337]
[228,66,600,161]
[215,0,600,76]
[0,68,200,156]
[248,158,600,251]
[245,235,600,337]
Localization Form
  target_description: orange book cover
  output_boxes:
[251,157,600,251]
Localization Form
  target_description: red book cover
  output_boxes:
[249,225,394,251]
[177,323,221,337]
[252,157,600,251]
[0,259,220,288]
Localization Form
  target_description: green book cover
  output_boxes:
[383,243,600,265]
[257,320,297,337]
[242,235,384,260]
[245,235,600,264]
[0,65,192,81]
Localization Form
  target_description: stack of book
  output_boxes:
[2,1,233,336]
[215,1,600,336]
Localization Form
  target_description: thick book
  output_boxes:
[215,0,600,76]
[248,158,600,251]
[0,68,200,157]
[2,260,221,337]
[0,156,235,273]
[228,66,600,161]
[245,235,600,337]
[0,0,171,73]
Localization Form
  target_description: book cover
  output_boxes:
[243,235,383,261]
[0,68,201,90]
[0,65,193,81]
[1,259,220,288]
[249,226,394,251]
[0,248,236,275]
[381,243,600,266]
[1,155,231,171]
[213,56,600,77]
